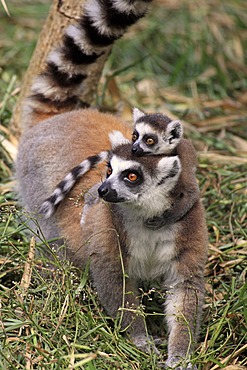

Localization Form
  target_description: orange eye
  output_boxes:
[132,134,138,142]
[128,173,138,182]
[107,167,112,176]
[146,137,155,145]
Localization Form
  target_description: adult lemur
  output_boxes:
[16,0,208,368]
[41,108,199,224]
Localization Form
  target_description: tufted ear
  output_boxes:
[157,155,181,179]
[133,107,145,123]
[165,120,183,144]
[109,130,130,149]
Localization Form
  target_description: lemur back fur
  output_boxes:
[16,1,208,368]
[41,110,199,221]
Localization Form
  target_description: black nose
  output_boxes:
[98,183,124,203]
[132,146,144,157]
[98,184,109,198]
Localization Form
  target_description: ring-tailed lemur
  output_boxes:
[16,1,208,368]
[40,108,199,224]
[131,107,183,156]
[131,108,200,229]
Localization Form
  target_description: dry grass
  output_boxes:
[0,0,246,369]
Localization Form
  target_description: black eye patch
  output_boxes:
[143,134,158,146]
[132,130,139,142]
[106,163,112,177]
[120,169,143,187]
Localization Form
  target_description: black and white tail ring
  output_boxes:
[28,0,153,114]
[40,151,108,218]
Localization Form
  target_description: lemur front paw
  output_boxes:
[131,335,160,355]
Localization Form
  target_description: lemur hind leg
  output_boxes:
[160,277,204,370]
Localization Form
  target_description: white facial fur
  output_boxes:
[134,119,183,155]
[106,155,141,201]
[134,122,164,154]
[103,154,181,218]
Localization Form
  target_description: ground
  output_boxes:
[0,1,246,369]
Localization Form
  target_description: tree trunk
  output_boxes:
[10,0,111,138]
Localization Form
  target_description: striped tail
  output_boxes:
[24,0,153,128]
[40,151,108,218]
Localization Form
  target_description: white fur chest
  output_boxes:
[125,217,178,281]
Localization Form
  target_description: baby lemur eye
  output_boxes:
[146,137,155,145]
[106,167,112,177]
[143,134,157,146]
[132,131,139,142]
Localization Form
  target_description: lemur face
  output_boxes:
[98,154,144,203]
[132,123,161,156]
[132,108,183,156]
[98,144,181,216]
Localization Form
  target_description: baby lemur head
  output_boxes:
[131,108,183,156]
[98,138,181,218]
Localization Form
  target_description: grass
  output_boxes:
[0,0,247,369]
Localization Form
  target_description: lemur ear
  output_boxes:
[133,107,145,123]
[157,155,181,177]
[109,130,130,149]
[166,120,183,143]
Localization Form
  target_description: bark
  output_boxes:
[10,0,111,138]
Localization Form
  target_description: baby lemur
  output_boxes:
[41,108,199,226]
[15,0,208,368]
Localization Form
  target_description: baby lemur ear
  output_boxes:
[109,130,130,149]
[133,107,145,123]
[165,120,183,144]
